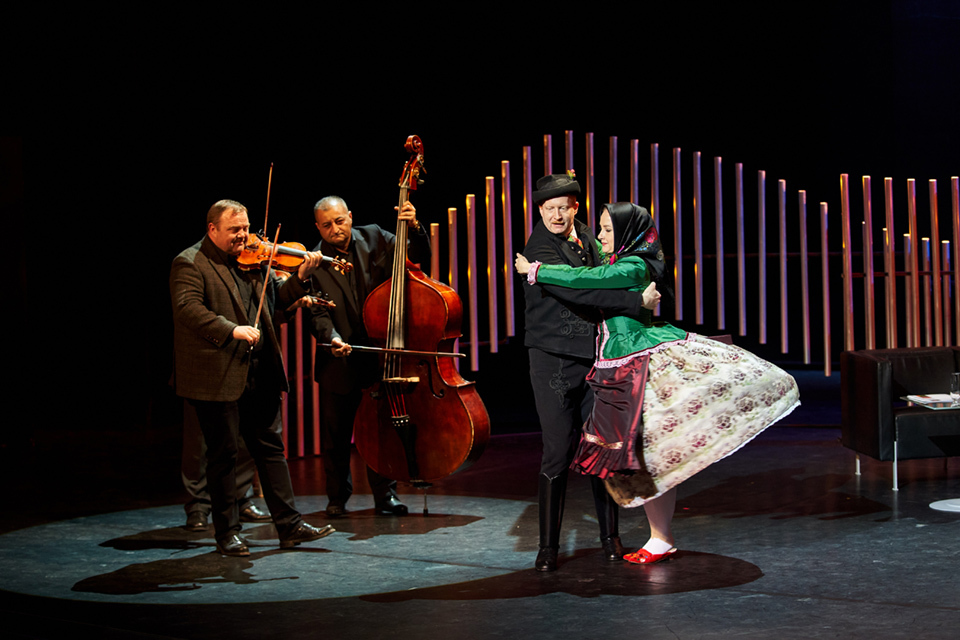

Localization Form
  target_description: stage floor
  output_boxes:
[1,423,958,639]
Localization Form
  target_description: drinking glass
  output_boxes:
[951,372,960,406]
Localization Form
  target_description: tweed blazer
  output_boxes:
[521,219,644,360]
[170,235,309,402]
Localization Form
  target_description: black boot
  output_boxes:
[536,471,567,572]
[591,475,624,561]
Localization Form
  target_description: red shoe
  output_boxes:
[624,547,677,564]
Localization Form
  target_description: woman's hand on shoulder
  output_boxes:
[514,253,531,275]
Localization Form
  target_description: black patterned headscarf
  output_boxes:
[604,202,666,282]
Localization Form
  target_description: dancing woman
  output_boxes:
[516,202,799,563]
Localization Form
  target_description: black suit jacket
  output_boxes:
[307,223,430,394]
[521,219,644,360]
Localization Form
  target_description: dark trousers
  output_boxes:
[528,348,595,478]
[319,386,396,507]
[189,386,301,540]
[181,400,257,516]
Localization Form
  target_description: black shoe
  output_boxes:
[601,536,625,561]
[325,504,346,518]
[239,503,271,522]
[184,511,208,532]
[279,522,335,549]
[216,534,249,557]
[375,495,408,516]
[535,547,558,572]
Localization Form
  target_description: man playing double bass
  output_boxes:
[307,195,430,518]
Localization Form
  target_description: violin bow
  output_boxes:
[253,223,282,331]
[262,162,274,237]
[319,343,466,359]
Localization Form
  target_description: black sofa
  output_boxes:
[840,346,960,490]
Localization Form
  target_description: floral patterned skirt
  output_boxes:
[571,333,800,507]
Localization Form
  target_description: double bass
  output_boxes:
[354,136,490,490]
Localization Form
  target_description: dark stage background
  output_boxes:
[6,2,958,447]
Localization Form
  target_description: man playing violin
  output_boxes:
[306,195,429,518]
[170,199,335,556]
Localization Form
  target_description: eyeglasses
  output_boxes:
[542,206,573,215]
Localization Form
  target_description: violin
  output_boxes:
[354,135,490,495]
[238,233,353,277]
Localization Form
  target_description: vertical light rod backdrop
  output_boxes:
[650,143,659,221]
[501,161,515,337]
[447,207,460,372]
[693,151,704,325]
[673,147,683,321]
[608,136,618,204]
[840,174,855,351]
[907,179,921,347]
[883,178,897,348]
[485,177,499,354]
[714,157,725,330]
[543,135,552,177]
[862,177,876,349]
[585,132,595,230]
[736,163,746,336]
[799,190,811,364]
[630,139,640,205]
[778,179,788,353]
[522,146,533,241]
[758,170,767,344]
[921,238,932,346]
[904,234,915,348]
[943,241,953,345]
[820,202,832,376]
[466,194,480,371]
[952,177,960,341]
[928,180,942,345]
[430,223,440,281]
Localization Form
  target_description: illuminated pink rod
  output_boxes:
[466,194,480,371]
[585,132,595,230]
[447,207,460,372]
[673,147,683,321]
[693,151,704,325]
[929,180,942,345]
[501,160,515,337]
[840,174,855,351]
[799,190,811,364]
[883,178,897,347]
[715,157,725,330]
[650,143,660,221]
[907,179,921,346]
[820,202,831,376]
[736,163,746,336]
[758,170,766,344]
[903,233,915,348]
[953,177,960,342]
[485,176,499,354]
[543,134,553,177]
[522,146,533,241]
[862,177,876,349]
[609,135,618,203]
[778,179,788,353]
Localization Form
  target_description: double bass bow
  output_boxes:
[354,135,490,496]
